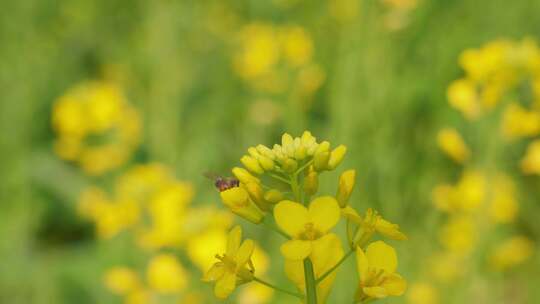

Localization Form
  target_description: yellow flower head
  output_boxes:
[439,215,476,255]
[355,241,407,300]
[521,139,540,174]
[280,26,313,67]
[242,131,346,176]
[147,254,188,294]
[488,174,519,224]
[104,267,141,295]
[407,282,438,304]
[489,236,534,271]
[436,128,470,164]
[501,102,540,139]
[343,207,407,243]
[203,226,255,299]
[274,196,341,260]
[52,81,141,175]
[447,78,481,120]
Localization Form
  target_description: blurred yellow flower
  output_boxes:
[233,23,280,79]
[407,282,438,304]
[329,0,360,23]
[454,170,486,212]
[203,226,255,299]
[436,128,470,164]
[280,26,313,67]
[489,236,534,271]
[274,196,340,260]
[501,102,540,139]
[427,252,465,282]
[521,139,540,174]
[439,215,476,255]
[52,81,141,175]
[447,78,481,120]
[187,228,228,272]
[146,254,188,294]
[355,241,407,300]
[488,175,519,224]
[104,267,141,295]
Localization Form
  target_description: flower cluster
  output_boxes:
[408,38,538,304]
[205,132,407,303]
[52,81,141,175]
[52,87,275,304]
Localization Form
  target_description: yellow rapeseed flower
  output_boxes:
[203,226,255,299]
[489,236,534,271]
[488,174,519,224]
[104,267,141,295]
[439,215,476,255]
[355,241,407,301]
[447,78,481,120]
[342,207,407,244]
[501,102,540,139]
[147,254,188,294]
[274,196,341,260]
[406,282,439,304]
[436,128,470,164]
[521,139,540,174]
[284,233,344,303]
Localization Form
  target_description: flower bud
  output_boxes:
[315,141,330,154]
[256,144,275,160]
[232,167,260,184]
[263,189,284,204]
[303,166,319,197]
[313,151,330,171]
[336,169,356,208]
[241,155,264,174]
[327,145,347,170]
[294,145,307,160]
[220,187,264,224]
[244,181,272,211]
[247,147,261,158]
[258,155,275,171]
[282,158,298,173]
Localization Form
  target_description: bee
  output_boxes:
[204,172,240,192]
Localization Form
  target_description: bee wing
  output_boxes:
[203,171,220,181]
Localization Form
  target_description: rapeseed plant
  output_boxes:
[205,131,408,303]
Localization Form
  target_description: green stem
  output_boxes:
[303,258,318,304]
[253,277,303,299]
[316,249,354,284]
[295,159,314,175]
[290,173,302,202]
[269,173,291,185]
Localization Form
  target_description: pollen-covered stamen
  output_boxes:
[298,222,323,240]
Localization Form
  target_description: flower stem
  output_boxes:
[303,258,318,304]
[316,249,354,284]
[253,277,303,299]
[269,173,291,184]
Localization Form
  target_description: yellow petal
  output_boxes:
[202,263,226,282]
[214,271,236,299]
[355,247,369,281]
[274,200,309,237]
[308,196,340,233]
[381,273,407,296]
[363,286,388,298]
[281,240,312,260]
[365,241,398,273]
[227,226,242,257]
[310,233,341,276]
[375,218,408,240]
[341,206,362,224]
[235,239,255,268]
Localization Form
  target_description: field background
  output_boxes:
[1,0,540,303]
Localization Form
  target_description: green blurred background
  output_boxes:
[1,0,540,303]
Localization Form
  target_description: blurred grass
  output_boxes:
[1,0,540,303]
